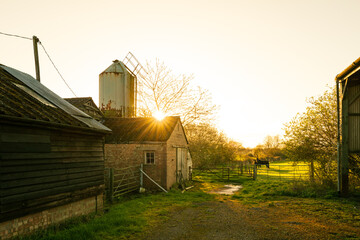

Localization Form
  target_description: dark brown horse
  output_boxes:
[255,158,269,168]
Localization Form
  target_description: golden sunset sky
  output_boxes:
[1,0,360,147]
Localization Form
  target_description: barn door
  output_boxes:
[176,148,186,182]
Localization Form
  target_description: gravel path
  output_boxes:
[136,197,360,240]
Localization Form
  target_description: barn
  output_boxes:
[336,57,360,195]
[104,116,191,191]
[0,64,111,239]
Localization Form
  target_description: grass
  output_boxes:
[231,178,360,228]
[14,161,360,239]
[14,188,214,240]
[256,161,310,181]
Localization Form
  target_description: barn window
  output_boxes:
[145,151,155,164]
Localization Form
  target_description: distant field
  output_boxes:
[256,161,310,181]
[192,161,311,183]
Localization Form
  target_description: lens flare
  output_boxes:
[153,110,166,121]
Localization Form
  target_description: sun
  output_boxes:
[153,110,166,121]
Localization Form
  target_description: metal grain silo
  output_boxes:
[99,60,136,117]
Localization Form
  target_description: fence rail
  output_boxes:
[192,163,312,182]
[254,164,311,181]
[105,166,140,202]
[192,164,254,182]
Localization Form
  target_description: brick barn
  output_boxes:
[0,64,111,239]
[103,116,191,190]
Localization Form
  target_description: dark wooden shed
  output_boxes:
[0,64,111,239]
[336,57,360,195]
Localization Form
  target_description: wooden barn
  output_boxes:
[103,116,191,191]
[336,57,360,195]
[64,97,104,121]
[0,64,111,239]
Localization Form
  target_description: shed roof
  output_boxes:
[104,117,181,143]
[64,97,93,106]
[336,56,360,81]
[0,64,111,133]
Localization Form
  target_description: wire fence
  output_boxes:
[255,164,311,181]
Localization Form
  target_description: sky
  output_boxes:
[1,0,360,147]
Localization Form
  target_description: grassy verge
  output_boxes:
[232,179,360,228]
[14,187,214,240]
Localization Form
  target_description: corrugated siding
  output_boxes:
[348,84,360,152]
[0,124,105,222]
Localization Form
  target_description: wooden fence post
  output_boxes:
[227,167,230,181]
[253,165,257,180]
[140,164,143,188]
[109,168,114,203]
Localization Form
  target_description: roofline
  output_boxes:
[0,115,111,135]
[335,56,360,81]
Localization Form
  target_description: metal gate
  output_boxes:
[105,166,140,202]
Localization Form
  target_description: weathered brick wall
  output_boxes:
[166,121,189,189]
[104,143,167,190]
[105,144,141,169]
[0,194,103,240]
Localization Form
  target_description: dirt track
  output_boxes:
[136,196,360,240]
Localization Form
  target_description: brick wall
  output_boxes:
[105,143,167,190]
[0,194,103,239]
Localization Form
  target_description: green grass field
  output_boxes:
[256,162,310,181]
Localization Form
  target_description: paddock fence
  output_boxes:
[254,164,311,181]
[191,163,254,182]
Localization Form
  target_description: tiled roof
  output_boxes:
[0,64,111,133]
[64,97,93,107]
[104,117,180,143]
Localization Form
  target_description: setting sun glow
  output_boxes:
[153,110,166,121]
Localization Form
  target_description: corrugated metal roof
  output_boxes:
[104,117,180,143]
[0,64,111,133]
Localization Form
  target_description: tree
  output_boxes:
[283,87,337,184]
[137,59,217,127]
[186,123,243,168]
[263,135,281,149]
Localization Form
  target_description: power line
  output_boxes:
[39,42,77,97]
[0,31,32,40]
[0,31,77,97]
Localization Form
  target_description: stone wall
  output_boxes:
[0,194,103,239]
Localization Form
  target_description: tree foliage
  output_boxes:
[283,87,337,184]
[137,59,217,127]
[186,123,243,168]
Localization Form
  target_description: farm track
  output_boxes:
[135,196,360,240]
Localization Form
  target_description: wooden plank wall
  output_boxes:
[0,124,105,222]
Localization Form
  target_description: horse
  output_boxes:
[255,158,270,168]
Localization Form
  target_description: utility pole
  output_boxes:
[33,36,40,82]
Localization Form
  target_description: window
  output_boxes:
[145,151,155,164]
